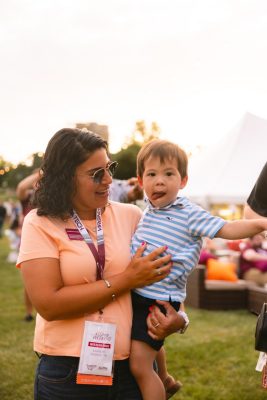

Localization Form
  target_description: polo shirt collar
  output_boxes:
[146,196,188,211]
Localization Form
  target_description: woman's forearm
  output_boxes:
[21,245,172,321]
[40,274,133,321]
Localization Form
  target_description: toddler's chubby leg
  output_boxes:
[130,340,165,400]
[157,347,183,399]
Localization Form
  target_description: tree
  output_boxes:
[124,120,160,147]
[111,120,161,179]
[111,143,141,179]
[0,152,43,189]
[0,157,13,188]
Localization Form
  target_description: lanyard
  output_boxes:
[72,209,105,280]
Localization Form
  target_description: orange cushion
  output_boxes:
[206,259,238,282]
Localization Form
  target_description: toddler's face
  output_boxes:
[139,156,188,208]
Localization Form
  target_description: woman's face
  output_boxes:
[72,148,112,219]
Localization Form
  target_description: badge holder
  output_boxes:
[77,319,116,385]
[72,209,116,385]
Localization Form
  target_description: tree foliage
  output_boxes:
[0,152,43,189]
[124,120,160,147]
[111,143,141,179]
[111,120,160,179]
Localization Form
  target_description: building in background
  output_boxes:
[75,122,109,143]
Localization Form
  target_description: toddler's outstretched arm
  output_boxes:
[216,218,267,240]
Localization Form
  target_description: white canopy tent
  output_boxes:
[182,112,267,208]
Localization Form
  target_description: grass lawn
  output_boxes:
[0,234,266,399]
[0,235,36,400]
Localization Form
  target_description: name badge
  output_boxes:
[77,321,116,385]
[65,228,83,240]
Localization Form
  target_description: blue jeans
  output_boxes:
[34,355,142,400]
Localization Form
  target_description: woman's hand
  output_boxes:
[146,300,185,340]
[124,243,172,289]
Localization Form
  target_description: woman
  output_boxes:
[17,128,184,400]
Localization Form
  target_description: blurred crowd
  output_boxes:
[1,198,22,262]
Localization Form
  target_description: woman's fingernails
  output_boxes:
[141,241,146,246]
[165,246,168,250]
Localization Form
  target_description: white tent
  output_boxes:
[182,112,267,207]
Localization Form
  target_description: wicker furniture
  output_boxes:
[185,265,248,310]
[248,286,267,315]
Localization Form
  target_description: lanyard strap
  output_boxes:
[72,209,105,280]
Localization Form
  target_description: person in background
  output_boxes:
[5,200,21,263]
[243,162,267,285]
[110,178,143,203]
[239,234,267,286]
[17,128,184,400]
[6,211,21,263]
[129,139,267,400]
[16,170,40,321]
[244,162,267,220]
[0,201,7,238]
[16,171,40,217]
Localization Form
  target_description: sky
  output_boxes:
[1,0,267,164]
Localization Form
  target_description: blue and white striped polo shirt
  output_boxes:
[131,196,226,303]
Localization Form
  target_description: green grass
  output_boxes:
[165,308,265,399]
[0,236,36,400]
[0,235,266,399]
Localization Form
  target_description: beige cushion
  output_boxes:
[205,279,248,291]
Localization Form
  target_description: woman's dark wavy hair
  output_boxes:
[33,128,108,219]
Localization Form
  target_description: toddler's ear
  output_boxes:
[137,176,143,187]
[180,176,188,189]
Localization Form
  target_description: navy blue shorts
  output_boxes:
[131,292,180,351]
[34,355,142,400]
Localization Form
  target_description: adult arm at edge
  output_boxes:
[243,203,266,220]
[16,171,40,201]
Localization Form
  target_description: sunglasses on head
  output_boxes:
[89,161,118,184]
